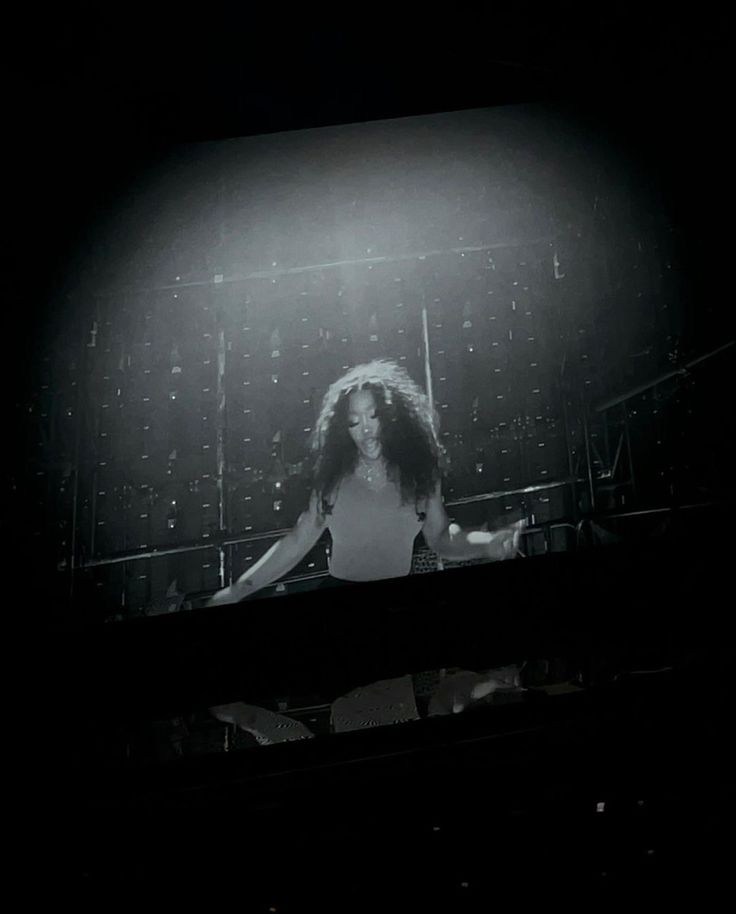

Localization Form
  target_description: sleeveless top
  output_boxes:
[323,474,426,581]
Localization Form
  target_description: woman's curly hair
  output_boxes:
[309,359,445,512]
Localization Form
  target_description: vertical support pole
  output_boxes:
[215,151,229,591]
[89,468,97,559]
[561,390,580,524]
[603,406,611,475]
[622,401,636,501]
[421,306,434,412]
[68,328,86,609]
[421,304,443,570]
[216,326,227,589]
[581,391,596,515]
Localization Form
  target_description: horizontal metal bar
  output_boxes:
[96,238,557,298]
[281,702,332,715]
[273,570,328,585]
[81,528,292,568]
[445,477,579,507]
[597,501,718,520]
[80,479,579,570]
[685,339,734,369]
[595,368,689,412]
[594,339,734,412]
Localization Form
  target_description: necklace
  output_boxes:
[355,456,389,491]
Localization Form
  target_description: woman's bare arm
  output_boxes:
[206,492,327,605]
[421,484,523,562]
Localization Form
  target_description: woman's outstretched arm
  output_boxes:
[205,492,327,606]
[421,484,524,562]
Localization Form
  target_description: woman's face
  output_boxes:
[347,390,382,460]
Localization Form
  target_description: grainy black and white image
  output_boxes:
[22,106,730,623]
[11,13,733,898]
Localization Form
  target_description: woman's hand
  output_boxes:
[203,586,237,608]
[485,519,527,561]
[428,666,522,716]
[203,581,254,608]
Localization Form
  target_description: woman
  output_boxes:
[207,359,524,606]
[206,360,525,744]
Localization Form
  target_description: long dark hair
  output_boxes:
[309,359,444,512]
